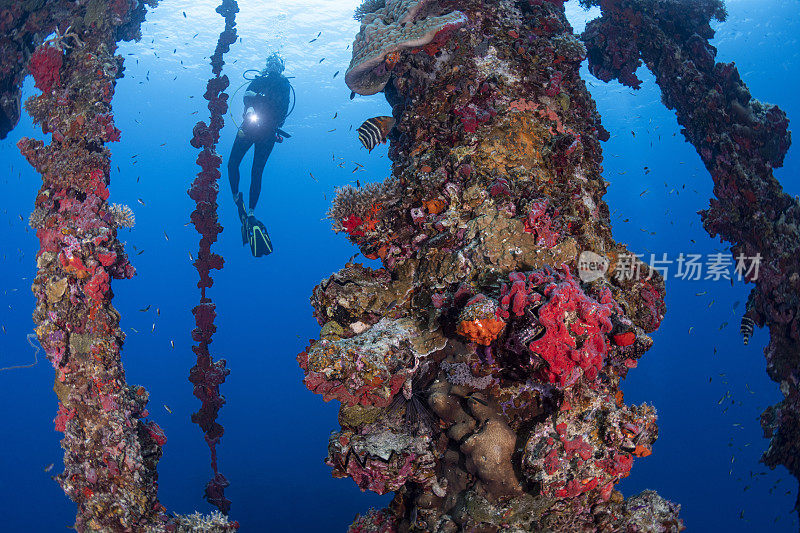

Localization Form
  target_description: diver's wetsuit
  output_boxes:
[228,72,291,210]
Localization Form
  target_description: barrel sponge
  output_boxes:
[346,0,467,95]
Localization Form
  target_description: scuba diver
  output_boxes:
[228,53,294,257]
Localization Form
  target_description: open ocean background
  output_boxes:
[1,0,798,530]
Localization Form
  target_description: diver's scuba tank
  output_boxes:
[233,69,296,128]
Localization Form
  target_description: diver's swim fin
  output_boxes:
[246,215,273,257]
[276,128,292,139]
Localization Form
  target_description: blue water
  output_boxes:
[0,0,798,530]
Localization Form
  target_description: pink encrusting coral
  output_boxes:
[327,428,437,495]
[298,317,432,407]
[28,43,63,93]
[523,198,561,247]
[583,0,800,512]
[524,390,657,500]
[0,4,63,139]
[498,268,617,387]
[300,0,680,530]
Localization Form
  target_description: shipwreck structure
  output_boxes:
[582,0,798,515]
[300,0,681,530]
[9,0,237,529]
[2,0,795,530]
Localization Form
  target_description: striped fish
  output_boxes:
[740,316,754,345]
[357,116,395,152]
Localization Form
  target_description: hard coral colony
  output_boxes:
[299,0,682,530]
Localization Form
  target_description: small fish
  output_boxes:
[333,112,338,119]
[695,291,706,296]
[189,251,194,261]
[44,463,54,472]
[466,393,488,406]
[182,11,186,17]
[319,58,325,63]
[139,305,151,312]
[164,404,172,413]
[309,38,317,43]
[357,116,395,152]
[639,189,648,197]
[137,198,146,206]
[309,172,318,183]
[170,340,175,349]
[152,323,155,333]
[740,316,755,345]
[164,231,169,241]
[333,71,339,78]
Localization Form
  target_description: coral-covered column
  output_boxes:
[18,3,169,530]
[300,0,682,530]
[188,0,239,515]
[582,0,799,513]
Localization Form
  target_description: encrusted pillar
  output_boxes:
[16,1,236,530]
[582,0,799,518]
[299,0,682,530]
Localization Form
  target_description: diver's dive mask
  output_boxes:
[264,53,285,75]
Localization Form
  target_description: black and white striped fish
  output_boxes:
[740,316,754,345]
[357,116,395,152]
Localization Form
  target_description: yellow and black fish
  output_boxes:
[357,116,395,152]
[740,316,754,345]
